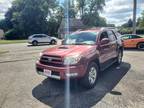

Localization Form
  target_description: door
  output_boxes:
[107,30,118,58]
[41,35,51,43]
[98,31,111,68]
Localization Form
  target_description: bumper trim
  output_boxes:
[38,71,61,80]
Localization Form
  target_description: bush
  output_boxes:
[118,27,144,34]
[4,29,23,40]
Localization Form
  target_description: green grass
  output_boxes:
[0,40,27,44]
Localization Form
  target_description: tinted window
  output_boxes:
[130,35,142,39]
[100,31,108,41]
[107,30,116,41]
[33,35,41,38]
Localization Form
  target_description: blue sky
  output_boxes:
[0,0,144,26]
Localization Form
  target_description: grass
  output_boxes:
[0,40,27,44]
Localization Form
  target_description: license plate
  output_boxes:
[44,69,52,76]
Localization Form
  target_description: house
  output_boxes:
[0,29,4,39]
[58,18,85,38]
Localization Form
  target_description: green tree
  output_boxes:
[138,11,144,27]
[77,0,106,27]
[1,0,58,39]
[76,0,86,16]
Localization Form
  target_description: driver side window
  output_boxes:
[100,31,109,41]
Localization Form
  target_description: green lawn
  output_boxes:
[0,40,27,44]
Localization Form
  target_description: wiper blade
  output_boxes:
[75,43,87,45]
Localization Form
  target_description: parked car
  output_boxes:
[28,34,57,46]
[121,34,144,49]
[36,28,123,88]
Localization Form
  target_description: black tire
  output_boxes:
[137,42,144,49]
[80,62,99,89]
[32,41,38,46]
[116,49,123,65]
[50,40,56,45]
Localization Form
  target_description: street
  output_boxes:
[0,43,144,108]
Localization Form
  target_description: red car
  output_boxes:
[121,34,144,49]
[36,28,123,88]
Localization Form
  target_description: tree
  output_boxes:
[81,11,107,27]
[78,0,106,27]
[1,0,58,39]
[121,19,133,27]
[76,0,86,16]
[138,10,144,27]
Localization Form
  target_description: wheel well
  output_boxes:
[137,42,144,47]
[91,58,100,70]
[51,39,56,42]
[32,40,38,43]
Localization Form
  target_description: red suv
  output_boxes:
[36,28,123,88]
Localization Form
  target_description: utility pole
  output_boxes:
[133,0,137,34]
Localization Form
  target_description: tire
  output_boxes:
[80,62,99,89]
[50,40,56,45]
[116,49,123,65]
[137,42,144,49]
[32,41,38,46]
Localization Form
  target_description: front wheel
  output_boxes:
[50,40,57,45]
[137,42,144,49]
[80,62,99,89]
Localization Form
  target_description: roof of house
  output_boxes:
[59,18,85,33]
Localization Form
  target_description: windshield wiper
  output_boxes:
[75,43,88,45]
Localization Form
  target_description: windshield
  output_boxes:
[63,32,97,45]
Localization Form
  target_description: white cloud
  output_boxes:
[100,0,144,26]
[0,0,13,19]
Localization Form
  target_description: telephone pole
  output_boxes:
[133,0,137,34]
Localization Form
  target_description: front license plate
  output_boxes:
[44,69,52,76]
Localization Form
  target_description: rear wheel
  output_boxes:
[137,42,144,49]
[80,62,99,89]
[32,41,38,46]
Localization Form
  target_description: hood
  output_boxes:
[42,45,95,57]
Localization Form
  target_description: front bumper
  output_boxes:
[36,61,86,80]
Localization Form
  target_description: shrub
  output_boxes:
[4,29,22,40]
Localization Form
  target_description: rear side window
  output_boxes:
[122,35,129,40]
[130,35,142,39]
[33,35,41,38]
[107,30,116,42]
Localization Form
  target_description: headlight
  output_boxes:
[38,52,43,60]
[64,55,81,65]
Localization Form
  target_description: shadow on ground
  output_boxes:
[27,43,51,47]
[32,62,131,108]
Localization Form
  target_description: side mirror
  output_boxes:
[100,38,110,45]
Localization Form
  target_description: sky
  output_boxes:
[0,0,144,26]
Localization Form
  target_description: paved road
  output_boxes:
[0,43,144,108]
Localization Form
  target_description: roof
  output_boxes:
[59,18,85,33]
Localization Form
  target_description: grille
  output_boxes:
[40,55,64,67]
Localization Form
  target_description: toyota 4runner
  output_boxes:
[36,28,123,88]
